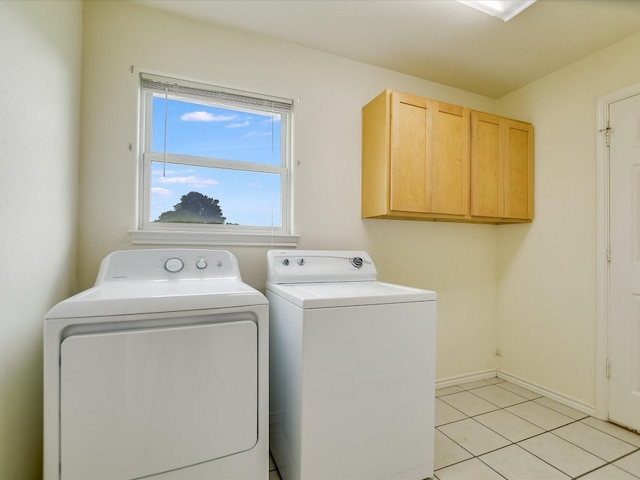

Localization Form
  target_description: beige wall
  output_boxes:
[79,0,499,382]
[0,1,82,478]
[496,31,640,408]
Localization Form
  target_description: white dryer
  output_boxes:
[44,249,268,480]
[266,250,436,480]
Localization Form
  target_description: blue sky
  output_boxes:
[150,96,282,226]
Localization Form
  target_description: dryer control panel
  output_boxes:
[94,249,242,284]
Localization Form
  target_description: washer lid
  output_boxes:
[46,279,267,319]
[266,281,436,309]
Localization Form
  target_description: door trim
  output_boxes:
[595,81,640,420]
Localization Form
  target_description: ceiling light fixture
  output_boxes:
[457,0,537,22]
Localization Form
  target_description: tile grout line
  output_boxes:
[435,381,640,480]
[437,411,640,480]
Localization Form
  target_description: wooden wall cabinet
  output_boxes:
[362,89,471,221]
[362,89,533,224]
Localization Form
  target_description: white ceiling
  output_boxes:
[134,0,640,98]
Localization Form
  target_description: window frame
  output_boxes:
[131,73,298,247]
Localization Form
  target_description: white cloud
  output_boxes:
[244,130,271,138]
[261,115,280,123]
[156,175,219,188]
[226,120,250,128]
[180,111,236,122]
[151,187,173,196]
[151,166,197,177]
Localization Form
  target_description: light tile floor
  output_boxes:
[269,377,640,479]
[435,378,640,479]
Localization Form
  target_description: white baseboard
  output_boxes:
[496,370,596,417]
[436,369,597,417]
[436,369,498,389]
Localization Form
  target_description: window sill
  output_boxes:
[129,229,300,247]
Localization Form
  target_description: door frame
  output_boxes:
[595,81,640,420]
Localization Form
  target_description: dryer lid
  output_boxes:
[46,280,267,319]
[46,249,267,319]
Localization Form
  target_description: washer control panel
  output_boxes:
[95,249,242,283]
[267,250,377,284]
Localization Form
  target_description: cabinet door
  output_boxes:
[504,119,533,220]
[429,102,470,215]
[389,92,469,216]
[471,112,503,218]
[389,92,429,213]
[471,112,533,220]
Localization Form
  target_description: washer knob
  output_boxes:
[196,258,207,269]
[164,258,184,273]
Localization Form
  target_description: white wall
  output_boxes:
[496,31,640,409]
[80,0,499,381]
[0,1,82,478]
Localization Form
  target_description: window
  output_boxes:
[134,73,296,246]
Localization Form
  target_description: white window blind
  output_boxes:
[140,73,293,114]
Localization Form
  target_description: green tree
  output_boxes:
[156,191,227,224]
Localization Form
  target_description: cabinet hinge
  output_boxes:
[606,358,611,378]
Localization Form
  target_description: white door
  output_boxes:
[609,92,640,432]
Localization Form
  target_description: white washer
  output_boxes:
[266,250,436,480]
[44,249,268,480]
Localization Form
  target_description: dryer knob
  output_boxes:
[164,258,184,273]
[196,258,207,269]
